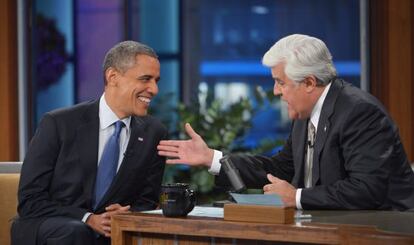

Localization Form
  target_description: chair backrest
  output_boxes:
[0,162,22,245]
[0,162,22,173]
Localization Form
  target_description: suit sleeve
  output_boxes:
[215,133,295,189]
[17,114,87,220]
[301,103,396,209]
[130,126,167,211]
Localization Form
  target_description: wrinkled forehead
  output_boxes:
[118,54,159,73]
[270,63,286,78]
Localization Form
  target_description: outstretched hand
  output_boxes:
[157,123,214,167]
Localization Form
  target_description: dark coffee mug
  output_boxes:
[160,183,195,217]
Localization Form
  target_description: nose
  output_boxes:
[147,79,159,95]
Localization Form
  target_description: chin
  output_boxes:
[288,111,300,120]
[135,111,147,116]
[131,108,147,116]
[132,103,148,116]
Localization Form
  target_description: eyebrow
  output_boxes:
[138,75,161,81]
[273,77,284,83]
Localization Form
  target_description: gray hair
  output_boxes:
[102,40,158,84]
[262,34,336,85]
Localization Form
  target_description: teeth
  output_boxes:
[138,97,151,103]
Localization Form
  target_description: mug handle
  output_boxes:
[184,189,195,215]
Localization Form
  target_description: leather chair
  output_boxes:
[0,162,22,245]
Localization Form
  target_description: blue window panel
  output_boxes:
[159,61,180,98]
[137,0,179,54]
[200,60,360,77]
[335,61,361,77]
[151,60,180,130]
[76,0,124,102]
[201,61,270,76]
[34,0,74,126]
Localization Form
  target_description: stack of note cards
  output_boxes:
[224,193,294,224]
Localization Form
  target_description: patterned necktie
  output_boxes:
[304,121,316,188]
[94,120,124,208]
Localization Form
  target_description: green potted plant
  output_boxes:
[161,86,283,204]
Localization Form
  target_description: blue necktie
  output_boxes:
[94,120,124,208]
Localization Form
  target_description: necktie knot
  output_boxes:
[113,121,124,138]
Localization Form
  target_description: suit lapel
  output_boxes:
[96,116,148,209]
[291,120,308,187]
[312,79,343,186]
[76,101,100,207]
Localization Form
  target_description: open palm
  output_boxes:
[157,123,214,167]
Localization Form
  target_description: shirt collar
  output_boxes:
[99,94,131,131]
[310,82,332,131]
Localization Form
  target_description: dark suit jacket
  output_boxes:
[12,100,167,244]
[217,79,414,210]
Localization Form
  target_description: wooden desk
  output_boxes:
[111,209,414,245]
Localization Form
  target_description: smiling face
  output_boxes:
[104,54,160,118]
[271,63,319,120]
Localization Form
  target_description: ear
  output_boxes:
[105,67,119,87]
[303,76,318,93]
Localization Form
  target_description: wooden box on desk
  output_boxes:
[224,203,295,224]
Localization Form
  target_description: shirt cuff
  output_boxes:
[296,188,303,210]
[82,212,93,223]
[207,150,223,175]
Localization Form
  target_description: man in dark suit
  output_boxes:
[157,34,414,211]
[12,41,167,245]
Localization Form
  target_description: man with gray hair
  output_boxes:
[158,34,414,211]
[12,41,167,245]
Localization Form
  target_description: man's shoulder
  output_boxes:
[333,79,384,109]
[47,100,98,117]
[42,100,99,125]
[134,115,167,133]
[330,80,391,124]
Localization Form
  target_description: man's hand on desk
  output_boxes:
[157,123,214,167]
[105,203,131,216]
[263,174,296,208]
[86,203,130,237]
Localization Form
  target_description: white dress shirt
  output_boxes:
[82,94,131,222]
[98,94,131,171]
[295,82,331,209]
[208,82,332,209]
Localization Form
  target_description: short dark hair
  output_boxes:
[102,41,158,85]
